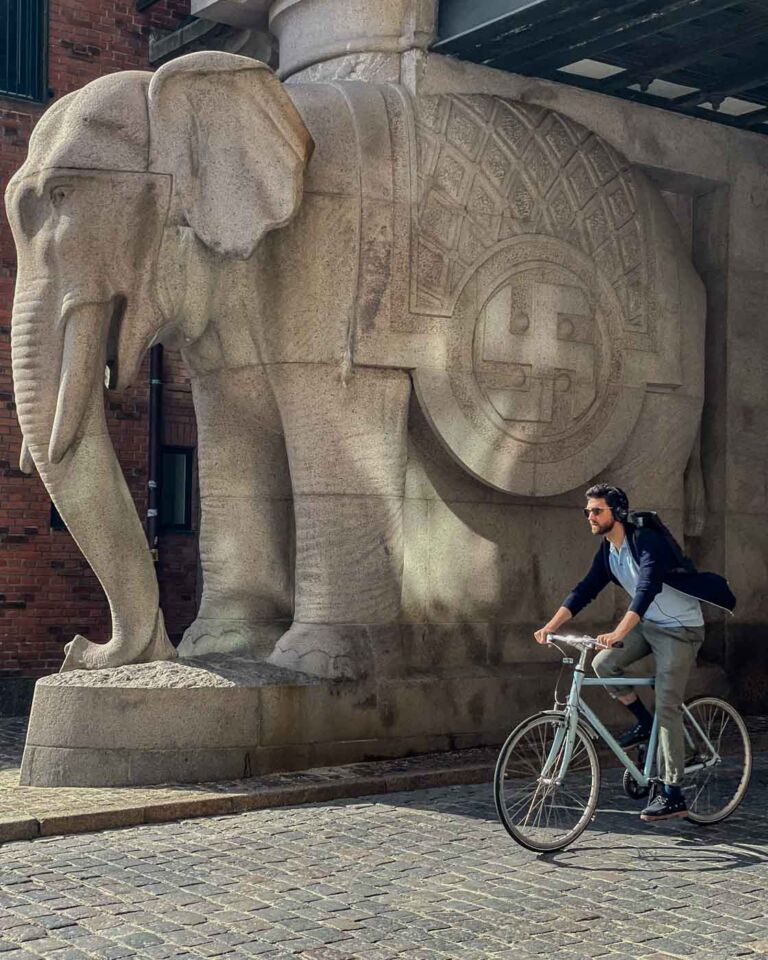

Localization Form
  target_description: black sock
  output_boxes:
[626,698,652,728]
[664,783,683,800]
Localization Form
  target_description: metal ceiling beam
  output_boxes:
[672,59,768,106]
[539,68,768,131]
[434,0,768,138]
[495,0,740,75]
[742,107,768,127]
[462,0,661,66]
[434,0,627,60]
[437,0,552,41]
[599,17,766,91]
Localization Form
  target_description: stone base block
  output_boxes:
[20,651,729,787]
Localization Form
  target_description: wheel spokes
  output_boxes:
[497,717,599,849]
[683,699,751,821]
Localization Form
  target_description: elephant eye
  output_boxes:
[50,186,68,207]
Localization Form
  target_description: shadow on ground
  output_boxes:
[0,716,27,771]
[353,759,768,873]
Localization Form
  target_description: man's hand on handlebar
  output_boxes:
[595,630,625,648]
[595,612,638,649]
[534,607,573,644]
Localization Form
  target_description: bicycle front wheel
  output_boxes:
[683,696,752,824]
[494,713,600,852]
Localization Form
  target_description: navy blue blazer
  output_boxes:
[563,526,736,619]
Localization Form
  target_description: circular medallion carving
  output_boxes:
[413,235,646,496]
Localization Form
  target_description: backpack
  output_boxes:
[626,511,697,576]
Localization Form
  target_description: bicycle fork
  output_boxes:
[539,663,587,787]
[538,712,580,788]
[520,716,573,829]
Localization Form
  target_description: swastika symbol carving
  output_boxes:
[412,235,653,497]
[475,273,599,439]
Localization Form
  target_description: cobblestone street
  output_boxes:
[1,758,766,960]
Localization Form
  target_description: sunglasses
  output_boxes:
[583,507,610,518]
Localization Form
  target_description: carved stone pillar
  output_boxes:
[192,0,437,77]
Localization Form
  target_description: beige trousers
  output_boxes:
[592,622,704,785]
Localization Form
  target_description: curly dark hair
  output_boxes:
[585,483,629,518]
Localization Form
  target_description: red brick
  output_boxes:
[1,0,197,677]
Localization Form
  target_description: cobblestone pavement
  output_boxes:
[1,757,766,960]
[2,716,766,844]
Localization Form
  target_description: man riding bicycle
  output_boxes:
[534,484,736,822]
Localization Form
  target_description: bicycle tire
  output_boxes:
[682,696,752,824]
[494,712,600,852]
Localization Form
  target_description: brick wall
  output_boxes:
[0,0,199,685]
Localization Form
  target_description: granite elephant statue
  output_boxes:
[5,52,705,678]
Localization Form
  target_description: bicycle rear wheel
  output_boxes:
[683,697,752,824]
[494,712,600,852]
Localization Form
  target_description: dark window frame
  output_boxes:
[0,0,48,103]
[160,445,195,533]
[50,502,66,531]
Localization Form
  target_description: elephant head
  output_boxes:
[4,53,313,670]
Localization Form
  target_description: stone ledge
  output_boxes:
[0,747,496,844]
[4,719,767,844]
[19,654,733,787]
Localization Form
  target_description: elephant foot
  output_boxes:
[178,618,287,659]
[60,609,176,672]
[267,623,391,680]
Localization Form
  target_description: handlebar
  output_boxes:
[547,633,623,650]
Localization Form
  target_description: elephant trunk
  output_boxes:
[11,274,175,671]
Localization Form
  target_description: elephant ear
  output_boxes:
[148,52,313,259]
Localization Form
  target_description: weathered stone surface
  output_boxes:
[6,47,706,688]
[268,0,437,78]
[4,52,312,675]
[18,647,728,786]
[38,653,309,688]
[14,0,762,789]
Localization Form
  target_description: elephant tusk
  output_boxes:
[19,437,34,474]
[48,302,109,464]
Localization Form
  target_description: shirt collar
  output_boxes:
[608,537,627,558]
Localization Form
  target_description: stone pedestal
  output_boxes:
[20,650,727,787]
[13,0,766,791]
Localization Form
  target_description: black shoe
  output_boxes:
[641,792,688,821]
[617,722,651,749]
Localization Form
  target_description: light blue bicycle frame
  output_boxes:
[539,642,719,788]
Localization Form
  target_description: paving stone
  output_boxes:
[0,744,767,960]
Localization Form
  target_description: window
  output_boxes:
[50,502,66,531]
[0,0,46,101]
[160,446,194,532]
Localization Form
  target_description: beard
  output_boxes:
[590,517,615,536]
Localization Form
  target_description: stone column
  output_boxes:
[192,0,437,77]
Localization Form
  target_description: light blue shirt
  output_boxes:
[609,538,703,628]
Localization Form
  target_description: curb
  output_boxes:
[0,762,494,844]
[3,718,765,845]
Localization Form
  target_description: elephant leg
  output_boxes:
[267,363,411,680]
[178,365,292,659]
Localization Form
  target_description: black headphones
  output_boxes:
[604,486,630,522]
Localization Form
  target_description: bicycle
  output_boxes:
[494,633,752,852]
